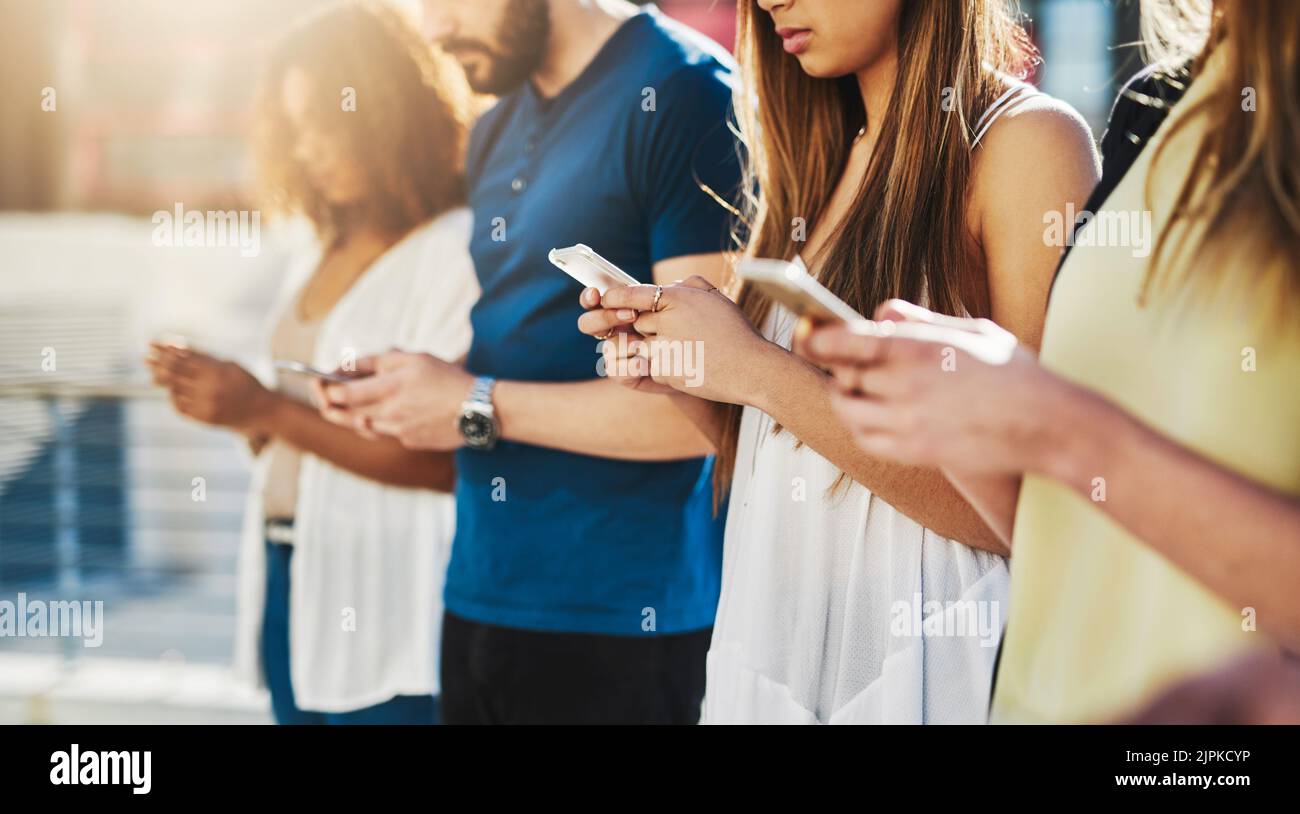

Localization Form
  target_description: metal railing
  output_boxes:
[0,379,250,667]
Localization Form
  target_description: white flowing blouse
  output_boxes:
[233,209,477,713]
[701,82,1040,725]
[702,277,1010,724]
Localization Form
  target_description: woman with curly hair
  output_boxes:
[147,0,476,724]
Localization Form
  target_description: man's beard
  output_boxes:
[440,0,550,95]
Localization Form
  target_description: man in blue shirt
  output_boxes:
[322,0,741,723]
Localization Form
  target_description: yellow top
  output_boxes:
[992,52,1300,723]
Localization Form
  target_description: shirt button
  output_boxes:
[511,177,527,193]
[524,140,536,154]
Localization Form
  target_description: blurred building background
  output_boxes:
[0,0,1145,723]
[0,0,1144,214]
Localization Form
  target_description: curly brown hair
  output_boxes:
[253,0,472,242]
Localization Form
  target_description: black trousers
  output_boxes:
[440,611,712,724]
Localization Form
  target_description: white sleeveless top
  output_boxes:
[701,84,1037,724]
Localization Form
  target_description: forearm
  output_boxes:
[494,377,713,460]
[1042,384,1300,650]
[942,471,1020,554]
[752,343,1004,554]
[667,392,724,448]
[259,395,456,491]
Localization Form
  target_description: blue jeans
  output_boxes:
[261,538,440,725]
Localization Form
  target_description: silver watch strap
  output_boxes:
[467,376,496,407]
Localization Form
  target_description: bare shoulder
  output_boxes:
[969,90,1100,233]
[982,91,1095,147]
[966,90,1102,347]
[971,91,1100,200]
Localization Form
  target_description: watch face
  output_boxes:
[458,410,497,449]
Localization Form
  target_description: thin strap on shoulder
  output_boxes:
[971,82,1042,148]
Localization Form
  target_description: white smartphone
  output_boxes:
[548,243,641,294]
[152,332,191,350]
[737,258,864,323]
[274,360,362,383]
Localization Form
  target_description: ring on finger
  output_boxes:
[651,285,664,313]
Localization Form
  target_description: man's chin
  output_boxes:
[467,64,532,96]
[461,65,490,93]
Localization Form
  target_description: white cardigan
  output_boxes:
[233,209,477,712]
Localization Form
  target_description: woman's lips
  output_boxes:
[777,27,812,55]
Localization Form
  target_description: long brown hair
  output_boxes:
[253,0,473,242]
[715,1,1037,500]
[1142,0,1300,307]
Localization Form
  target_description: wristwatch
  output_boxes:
[458,376,499,450]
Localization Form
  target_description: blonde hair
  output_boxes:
[1140,0,1213,67]
[1141,0,1300,308]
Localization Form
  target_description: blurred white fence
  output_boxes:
[0,212,299,723]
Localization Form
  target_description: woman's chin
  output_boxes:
[792,53,852,80]
[322,190,363,207]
